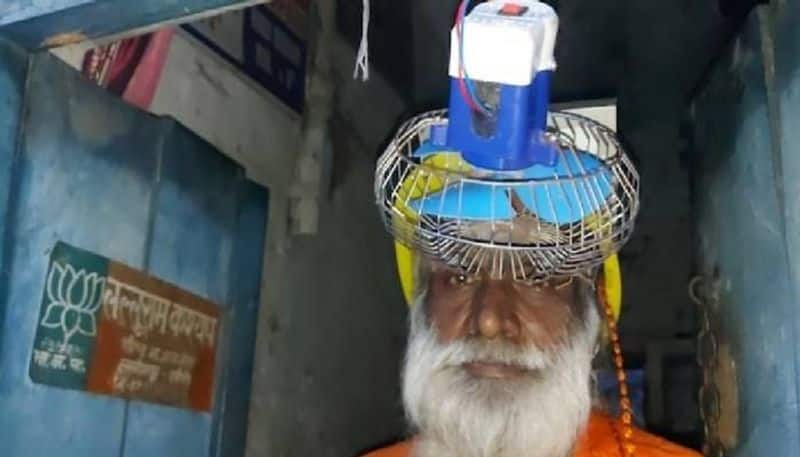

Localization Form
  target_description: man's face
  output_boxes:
[403,261,599,457]
[426,263,585,379]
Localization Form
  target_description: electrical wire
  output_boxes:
[455,0,492,115]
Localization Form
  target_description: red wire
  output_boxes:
[453,0,483,112]
[457,77,481,112]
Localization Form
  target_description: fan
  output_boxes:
[375,0,639,281]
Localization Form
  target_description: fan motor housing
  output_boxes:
[447,0,559,171]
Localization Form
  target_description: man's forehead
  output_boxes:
[422,256,534,275]
[420,256,594,284]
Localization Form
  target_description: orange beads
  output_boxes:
[598,278,636,457]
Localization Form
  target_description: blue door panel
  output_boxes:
[213,181,269,457]
[123,122,241,457]
[0,52,160,456]
[0,38,28,363]
[0,48,270,457]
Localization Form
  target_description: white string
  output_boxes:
[353,0,370,81]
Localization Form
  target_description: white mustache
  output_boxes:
[433,338,553,373]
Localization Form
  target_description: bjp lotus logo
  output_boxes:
[40,262,106,348]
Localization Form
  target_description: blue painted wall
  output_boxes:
[0,0,258,50]
[213,181,268,457]
[773,0,800,327]
[0,42,267,456]
[0,38,27,365]
[691,5,800,456]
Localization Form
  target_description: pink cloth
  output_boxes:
[121,28,174,110]
[82,28,174,110]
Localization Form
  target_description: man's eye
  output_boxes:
[448,273,475,286]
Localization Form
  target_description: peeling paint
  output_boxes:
[693,7,800,456]
[194,59,231,98]
[67,97,133,148]
[42,31,87,48]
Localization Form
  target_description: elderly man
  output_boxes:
[362,259,701,457]
[369,5,699,446]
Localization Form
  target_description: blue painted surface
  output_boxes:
[447,71,557,171]
[123,121,240,457]
[0,49,269,456]
[0,1,93,26]
[692,8,800,456]
[214,182,268,457]
[0,0,257,50]
[240,6,305,113]
[0,37,27,363]
[771,8,800,451]
[408,147,612,224]
[0,50,155,456]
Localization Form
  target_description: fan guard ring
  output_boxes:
[375,109,640,280]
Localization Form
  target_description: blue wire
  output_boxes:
[459,1,484,109]
[458,0,492,114]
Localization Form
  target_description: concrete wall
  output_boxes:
[49,29,301,190]
[246,34,409,457]
[52,15,410,457]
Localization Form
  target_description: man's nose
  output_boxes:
[472,282,521,340]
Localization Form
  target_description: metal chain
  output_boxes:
[689,276,725,457]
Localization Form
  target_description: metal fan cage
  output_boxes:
[375,109,640,280]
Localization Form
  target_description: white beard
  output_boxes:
[402,298,600,457]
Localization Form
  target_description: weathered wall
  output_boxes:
[49,29,301,189]
[0,0,264,49]
[149,31,301,190]
[613,0,728,349]
[691,3,800,455]
[0,38,26,311]
[0,42,268,457]
[245,33,409,457]
[51,16,411,455]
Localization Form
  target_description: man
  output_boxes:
[363,259,701,457]
[369,30,696,449]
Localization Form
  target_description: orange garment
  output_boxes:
[362,411,701,457]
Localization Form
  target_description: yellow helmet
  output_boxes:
[394,241,623,323]
[389,147,624,323]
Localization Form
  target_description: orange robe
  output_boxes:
[362,412,701,457]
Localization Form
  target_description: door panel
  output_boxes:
[0,49,157,457]
[0,47,268,457]
[123,123,240,457]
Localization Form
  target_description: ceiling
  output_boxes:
[338,0,764,108]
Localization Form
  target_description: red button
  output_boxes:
[499,3,528,16]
